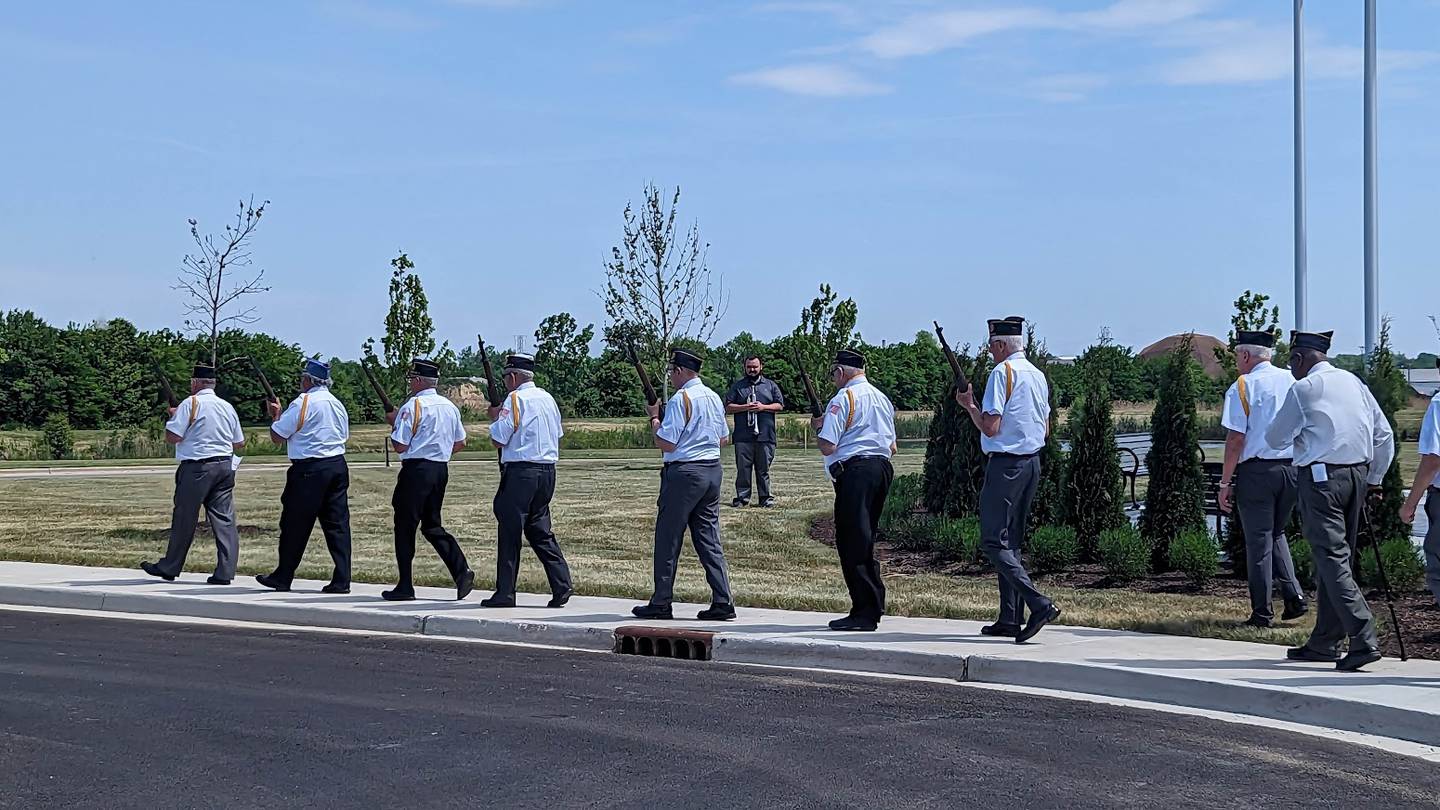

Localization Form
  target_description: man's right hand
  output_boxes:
[166,407,177,418]
[1217,485,1232,515]
[385,408,398,426]
[1400,500,1419,525]
[954,388,976,412]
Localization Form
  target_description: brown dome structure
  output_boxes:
[1137,333,1227,378]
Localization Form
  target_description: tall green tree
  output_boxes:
[365,252,452,383]
[1063,364,1128,559]
[1139,334,1207,570]
[533,312,596,416]
[1364,318,1409,544]
[792,283,859,391]
[1026,324,1066,532]
[1216,290,1285,379]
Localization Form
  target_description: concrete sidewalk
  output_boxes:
[2,560,1437,747]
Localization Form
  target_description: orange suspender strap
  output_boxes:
[1004,362,1015,402]
[295,394,310,432]
[509,392,521,430]
[411,398,422,441]
[187,395,198,428]
[682,390,692,425]
[844,387,856,431]
[1236,377,1251,418]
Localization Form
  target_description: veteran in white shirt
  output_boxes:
[257,359,354,595]
[1400,385,1440,608]
[1217,330,1308,628]
[814,348,896,632]
[141,363,246,586]
[1265,330,1394,672]
[381,358,475,603]
[480,353,573,609]
[632,348,735,622]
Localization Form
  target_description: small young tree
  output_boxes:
[1215,290,1284,378]
[174,197,270,368]
[601,183,727,394]
[1364,318,1408,544]
[533,312,596,415]
[1063,367,1128,559]
[364,252,452,384]
[1139,334,1207,570]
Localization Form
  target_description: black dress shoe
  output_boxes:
[1240,615,1273,629]
[321,583,350,595]
[381,587,416,602]
[480,595,516,608]
[255,573,290,592]
[456,570,476,601]
[981,623,1021,637]
[759,499,776,508]
[631,603,673,620]
[828,615,878,631]
[1286,645,1340,662]
[205,576,231,586]
[1281,599,1309,621]
[1016,604,1061,644]
[1336,647,1382,672]
[697,604,736,621]
[140,561,176,582]
[548,590,573,608]
[730,499,747,508]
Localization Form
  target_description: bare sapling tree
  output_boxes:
[601,183,727,394]
[175,196,270,367]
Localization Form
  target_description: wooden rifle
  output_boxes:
[476,335,505,469]
[360,355,395,413]
[626,340,664,419]
[933,321,970,394]
[792,346,823,419]
[152,362,180,409]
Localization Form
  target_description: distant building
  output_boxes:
[1404,367,1440,398]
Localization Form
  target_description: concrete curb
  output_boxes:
[4,582,1437,748]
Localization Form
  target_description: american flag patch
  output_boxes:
[829,404,841,415]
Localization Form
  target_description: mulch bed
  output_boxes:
[809,516,1439,660]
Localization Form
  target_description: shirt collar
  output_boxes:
[194,388,217,397]
[680,377,703,390]
[1310,361,1334,375]
[417,387,438,397]
[516,381,535,391]
[843,374,868,389]
[1251,360,1274,373]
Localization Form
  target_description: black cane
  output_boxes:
[1359,498,1408,662]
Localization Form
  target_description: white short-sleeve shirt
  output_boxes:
[655,377,727,463]
[271,386,349,460]
[390,388,466,462]
[980,353,1049,456]
[1417,393,1440,488]
[489,382,563,464]
[817,375,896,465]
[165,388,245,461]
[1264,362,1395,486]
[1220,360,1294,462]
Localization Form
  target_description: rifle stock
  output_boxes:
[477,335,504,408]
[360,357,395,413]
[792,347,823,419]
[152,362,180,409]
[626,341,664,419]
[233,356,279,404]
[933,321,970,395]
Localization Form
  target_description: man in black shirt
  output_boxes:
[724,355,785,507]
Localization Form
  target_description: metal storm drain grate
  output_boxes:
[613,626,715,661]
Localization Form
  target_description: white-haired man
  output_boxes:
[257,358,353,594]
[1218,330,1307,628]
[481,353,573,608]
[141,363,246,585]
[956,316,1060,644]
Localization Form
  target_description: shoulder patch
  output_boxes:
[829,404,841,415]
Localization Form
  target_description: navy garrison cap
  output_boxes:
[988,317,1024,337]
[504,353,536,372]
[1290,330,1333,353]
[669,348,703,372]
[192,363,216,379]
[409,358,441,378]
[1235,330,1275,348]
[835,349,866,369]
[303,359,331,381]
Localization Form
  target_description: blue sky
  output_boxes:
[2,0,1438,358]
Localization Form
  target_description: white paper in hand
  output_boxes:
[231,455,243,472]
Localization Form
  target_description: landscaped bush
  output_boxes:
[1288,536,1314,590]
[41,413,73,460]
[931,516,981,563]
[1098,525,1149,581]
[879,473,925,537]
[1358,537,1426,592]
[1028,524,1079,574]
[1168,528,1219,586]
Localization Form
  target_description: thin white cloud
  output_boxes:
[1157,21,1439,85]
[730,63,891,97]
[1027,73,1109,102]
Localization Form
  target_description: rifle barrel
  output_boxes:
[792,347,823,418]
[477,335,503,408]
[152,363,180,408]
[933,321,970,394]
[361,359,395,413]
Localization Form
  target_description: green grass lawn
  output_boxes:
[0,448,1309,646]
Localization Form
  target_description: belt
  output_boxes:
[1238,457,1292,466]
[401,458,447,467]
[827,454,889,479]
[291,455,346,466]
[987,451,1038,460]
[502,461,555,470]
[664,459,720,468]
[180,455,230,465]
[1299,461,1366,470]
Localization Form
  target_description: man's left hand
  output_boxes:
[487,406,501,422]
[646,401,661,420]
[810,416,825,433]
[1366,485,1385,507]
[265,399,282,420]
[955,387,976,412]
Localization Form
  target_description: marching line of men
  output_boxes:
[138,319,1428,665]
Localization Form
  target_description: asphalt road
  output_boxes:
[1,612,1437,809]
